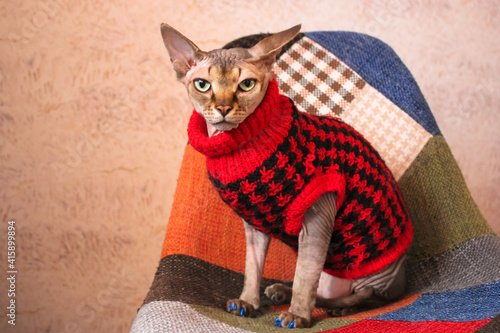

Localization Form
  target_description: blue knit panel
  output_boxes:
[305,31,441,136]
[372,280,500,322]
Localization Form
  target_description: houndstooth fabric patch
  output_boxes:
[273,37,366,116]
[341,85,432,181]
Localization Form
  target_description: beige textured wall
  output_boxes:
[0,1,498,332]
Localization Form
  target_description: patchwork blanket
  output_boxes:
[131,31,500,332]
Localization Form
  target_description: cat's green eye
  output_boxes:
[194,79,211,92]
[239,79,256,92]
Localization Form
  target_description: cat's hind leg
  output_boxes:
[264,283,292,305]
[318,254,408,317]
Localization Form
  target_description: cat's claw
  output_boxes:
[275,317,296,328]
[274,312,309,328]
[226,299,255,318]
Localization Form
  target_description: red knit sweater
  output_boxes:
[188,79,413,279]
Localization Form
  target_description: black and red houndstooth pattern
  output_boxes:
[188,79,412,279]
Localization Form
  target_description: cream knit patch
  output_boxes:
[273,37,366,116]
[341,85,432,181]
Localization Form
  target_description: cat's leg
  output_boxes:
[316,253,407,316]
[274,192,337,329]
[350,253,407,301]
[227,220,270,317]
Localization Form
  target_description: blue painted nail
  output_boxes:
[229,303,233,311]
[234,303,237,310]
[288,321,294,329]
[275,317,280,326]
[280,319,284,327]
[240,308,244,317]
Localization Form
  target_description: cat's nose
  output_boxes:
[216,104,233,117]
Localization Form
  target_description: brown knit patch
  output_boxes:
[273,37,366,116]
[143,254,292,308]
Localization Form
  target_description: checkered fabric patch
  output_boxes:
[273,37,366,116]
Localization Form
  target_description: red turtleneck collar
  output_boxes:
[187,79,294,184]
[188,79,291,157]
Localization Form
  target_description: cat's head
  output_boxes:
[160,24,301,135]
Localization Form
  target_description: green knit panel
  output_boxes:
[190,304,357,332]
[398,135,494,264]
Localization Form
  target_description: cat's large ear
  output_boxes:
[161,23,206,81]
[248,24,301,70]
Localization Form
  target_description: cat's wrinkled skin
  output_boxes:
[160,23,407,329]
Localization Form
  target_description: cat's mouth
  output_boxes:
[213,120,239,131]
[206,120,240,137]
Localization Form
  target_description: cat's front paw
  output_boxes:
[226,299,256,317]
[274,312,310,329]
[265,283,292,305]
